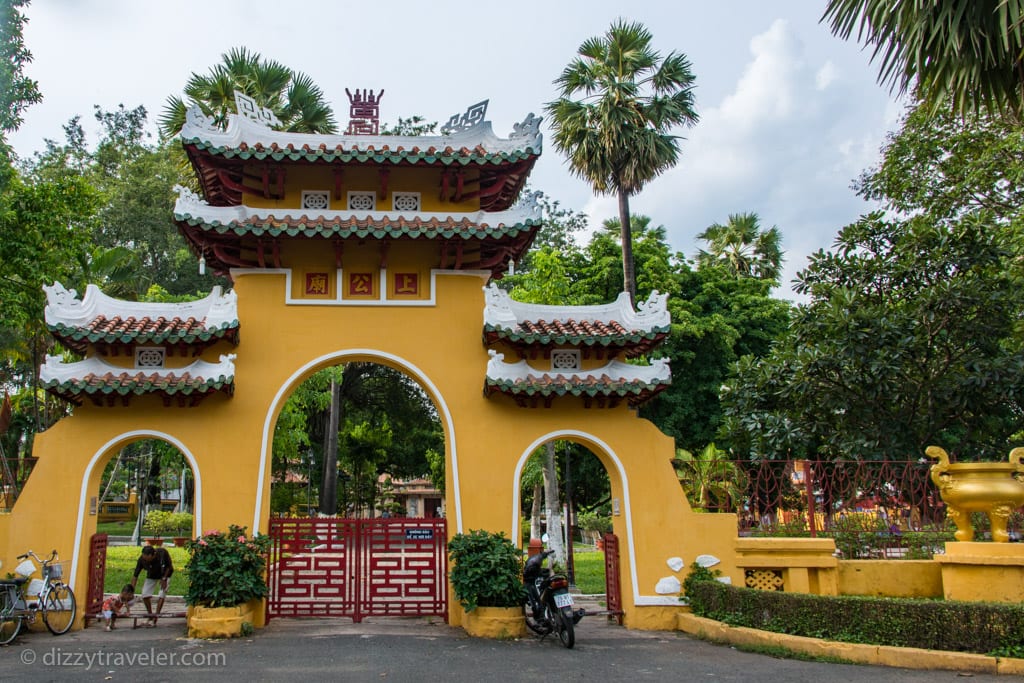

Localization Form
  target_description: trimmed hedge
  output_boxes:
[688,580,1024,655]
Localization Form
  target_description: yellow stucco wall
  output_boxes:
[837,560,943,598]
[0,268,737,630]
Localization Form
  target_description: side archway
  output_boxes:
[70,430,203,583]
[512,429,640,603]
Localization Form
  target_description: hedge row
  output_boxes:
[687,580,1024,656]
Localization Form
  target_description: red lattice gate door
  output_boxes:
[266,517,447,622]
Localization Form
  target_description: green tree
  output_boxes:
[159,46,337,137]
[722,212,1024,460]
[0,0,41,145]
[672,443,745,511]
[696,212,783,284]
[822,0,1024,118]
[546,20,698,302]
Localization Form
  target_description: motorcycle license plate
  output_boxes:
[554,593,574,608]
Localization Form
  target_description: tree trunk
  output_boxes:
[617,190,636,305]
[543,442,565,565]
[530,481,543,541]
[321,378,340,514]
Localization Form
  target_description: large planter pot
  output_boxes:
[462,606,526,639]
[187,601,256,639]
[927,446,1024,542]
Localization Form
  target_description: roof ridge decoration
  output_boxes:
[179,105,542,155]
[44,281,238,331]
[234,90,281,128]
[173,186,543,230]
[441,100,488,135]
[483,284,670,331]
[486,349,670,385]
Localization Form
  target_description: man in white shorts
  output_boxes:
[129,545,174,626]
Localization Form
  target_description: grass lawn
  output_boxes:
[96,520,138,536]
[103,545,189,596]
[571,549,606,594]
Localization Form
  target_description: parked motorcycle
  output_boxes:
[523,549,584,648]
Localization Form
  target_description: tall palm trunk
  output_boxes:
[618,189,636,305]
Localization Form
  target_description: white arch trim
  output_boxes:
[71,430,203,592]
[255,349,462,533]
[512,429,647,605]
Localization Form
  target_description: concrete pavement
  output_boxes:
[1,596,1008,682]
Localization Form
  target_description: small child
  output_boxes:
[101,584,135,631]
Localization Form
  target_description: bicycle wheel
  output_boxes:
[41,584,76,635]
[0,590,21,645]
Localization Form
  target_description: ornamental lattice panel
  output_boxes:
[745,568,784,591]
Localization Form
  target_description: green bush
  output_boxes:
[142,510,172,536]
[687,580,1024,655]
[448,529,524,612]
[168,512,193,537]
[185,525,270,608]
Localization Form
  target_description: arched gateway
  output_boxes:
[0,96,738,630]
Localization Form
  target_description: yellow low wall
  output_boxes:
[734,537,838,594]
[838,560,943,598]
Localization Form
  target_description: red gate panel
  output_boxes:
[267,517,446,623]
[603,532,624,624]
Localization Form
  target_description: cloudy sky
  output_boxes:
[10,0,904,300]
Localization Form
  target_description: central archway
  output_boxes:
[255,349,463,533]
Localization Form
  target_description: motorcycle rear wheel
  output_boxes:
[556,605,575,648]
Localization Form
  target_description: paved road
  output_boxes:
[1,612,1004,682]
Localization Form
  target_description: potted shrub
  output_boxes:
[578,511,612,548]
[185,524,270,638]
[448,529,525,638]
[169,512,194,546]
[142,510,171,545]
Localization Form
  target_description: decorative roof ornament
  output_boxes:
[234,90,281,128]
[173,184,205,211]
[185,105,219,134]
[509,113,542,149]
[512,190,542,215]
[345,88,383,135]
[441,100,489,135]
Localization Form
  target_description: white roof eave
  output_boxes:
[482,283,671,331]
[43,282,238,331]
[485,350,670,384]
[40,354,237,385]
[172,188,542,227]
[180,108,542,156]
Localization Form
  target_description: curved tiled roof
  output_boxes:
[179,107,542,165]
[483,350,670,408]
[40,354,235,407]
[482,285,671,358]
[44,283,240,354]
[173,188,542,240]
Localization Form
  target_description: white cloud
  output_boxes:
[816,61,839,91]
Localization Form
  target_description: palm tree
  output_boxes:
[672,444,746,512]
[546,20,698,303]
[822,1,1024,118]
[158,47,337,137]
[696,212,783,284]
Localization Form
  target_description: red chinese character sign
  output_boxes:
[348,273,374,297]
[305,273,329,296]
[394,273,419,296]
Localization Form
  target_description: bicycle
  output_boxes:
[0,549,77,644]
